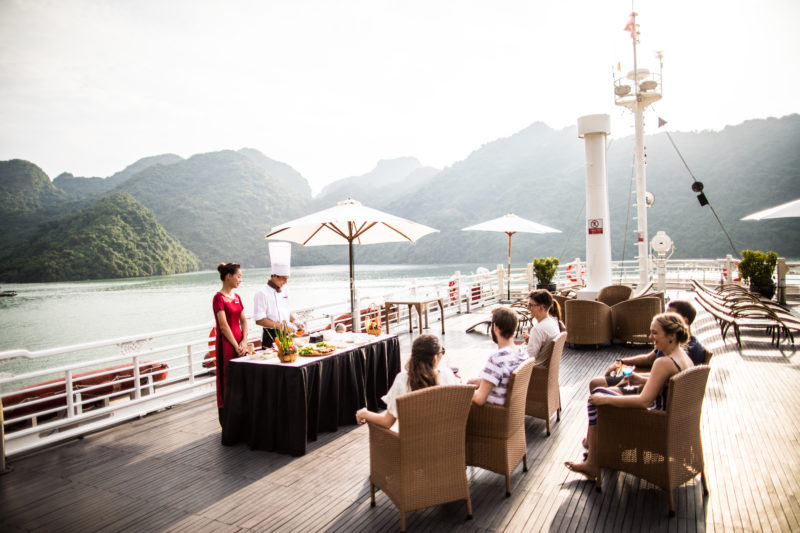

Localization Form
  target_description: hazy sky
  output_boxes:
[1,0,798,193]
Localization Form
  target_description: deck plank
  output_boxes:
[1,295,799,532]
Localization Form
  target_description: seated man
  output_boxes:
[518,289,561,364]
[587,299,706,391]
[469,307,525,406]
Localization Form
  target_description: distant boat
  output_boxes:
[0,288,17,297]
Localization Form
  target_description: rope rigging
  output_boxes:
[655,113,740,257]
[619,151,636,283]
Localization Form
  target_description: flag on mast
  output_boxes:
[624,15,635,39]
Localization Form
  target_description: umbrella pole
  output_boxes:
[349,235,357,332]
[507,232,513,300]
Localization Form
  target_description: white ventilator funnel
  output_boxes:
[577,114,612,299]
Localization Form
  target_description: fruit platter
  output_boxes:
[298,342,337,357]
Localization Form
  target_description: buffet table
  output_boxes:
[221,335,400,456]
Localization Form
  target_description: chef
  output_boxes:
[254,242,304,348]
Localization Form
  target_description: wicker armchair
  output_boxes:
[595,365,711,516]
[632,280,654,298]
[646,291,666,312]
[368,385,475,532]
[525,332,567,435]
[611,296,663,345]
[565,300,613,348]
[465,357,535,497]
[596,284,633,306]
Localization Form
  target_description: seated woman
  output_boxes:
[549,299,566,332]
[564,312,695,480]
[356,334,460,430]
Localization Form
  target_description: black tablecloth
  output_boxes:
[221,335,400,456]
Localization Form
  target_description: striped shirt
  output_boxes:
[479,347,526,406]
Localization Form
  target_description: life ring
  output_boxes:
[471,285,481,303]
[722,267,740,282]
[448,279,458,302]
[566,263,585,283]
[203,327,217,369]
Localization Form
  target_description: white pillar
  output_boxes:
[634,104,650,287]
[577,114,612,300]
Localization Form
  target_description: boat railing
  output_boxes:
[0,269,507,457]
[0,321,223,457]
[2,257,797,458]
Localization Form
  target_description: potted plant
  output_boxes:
[533,257,560,292]
[737,249,778,299]
[268,322,298,363]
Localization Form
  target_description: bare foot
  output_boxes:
[564,461,599,481]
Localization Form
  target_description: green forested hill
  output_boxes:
[52,153,184,198]
[111,150,311,268]
[238,148,311,198]
[313,157,439,211]
[0,159,66,212]
[1,115,798,283]
[352,116,800,266]
[0,193,198,282]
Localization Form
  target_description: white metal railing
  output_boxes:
[0,271,503,457]
[2,257,797,458]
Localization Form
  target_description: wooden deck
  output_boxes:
[2,295,799,532]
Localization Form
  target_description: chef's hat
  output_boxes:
[269,242,291,276]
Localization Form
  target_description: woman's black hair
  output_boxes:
[217,262,240,282]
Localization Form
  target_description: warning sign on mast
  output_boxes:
[588,218,603,235]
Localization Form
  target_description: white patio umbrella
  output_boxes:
[462,213,561,300]
[741,198,800,220]
[265,198,438,326]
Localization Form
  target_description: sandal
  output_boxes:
[564,461,597,482]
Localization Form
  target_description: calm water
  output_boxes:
[0,263,486,353]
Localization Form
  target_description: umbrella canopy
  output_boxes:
[462,213,561,299]
[741,198,800,221]
[265,198,438,325]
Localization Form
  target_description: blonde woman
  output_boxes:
[565,312,694,480]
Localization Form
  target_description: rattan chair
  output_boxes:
[465,357,535,497]
[632,280,654,298]
[596,284,634,306]
[595,365,711,516]
[368,385,475,531]
[647,291,666,312]
[565,300,613,348]
[611,296,663,345]
[526,332,567,435]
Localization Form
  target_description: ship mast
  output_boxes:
[614,12,662,286]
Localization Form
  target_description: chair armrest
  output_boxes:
[368,422,400,477]
[466,403,510,438]
[596,405,667,446]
